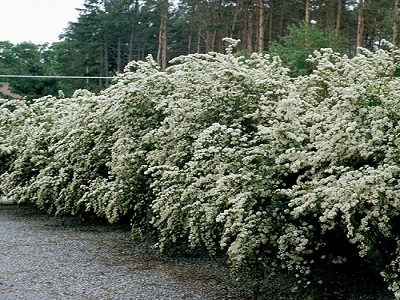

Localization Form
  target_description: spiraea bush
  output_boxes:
[1,40,400,298]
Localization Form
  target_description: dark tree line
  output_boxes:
[1,0,400,98]
[53,0,400,73]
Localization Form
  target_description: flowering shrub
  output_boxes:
[0,96,62,206]
[0,100,26,177]
[144,50,294,283]
[281,47,400,295]
[77,58,169,233]
[2,42,400,297]
[1,58,167,234]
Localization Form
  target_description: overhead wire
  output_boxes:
[0,75,114,79]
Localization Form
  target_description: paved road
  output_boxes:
[0,204,250,300]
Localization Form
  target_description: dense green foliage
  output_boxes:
[0,42,63,99]
[2,42,400,298]
[269,23,351,77]
[52,0,400,77]
[2,0,399,99]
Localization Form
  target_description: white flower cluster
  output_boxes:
[2,46,400,297]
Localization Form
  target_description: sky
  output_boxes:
[0,0,85,45]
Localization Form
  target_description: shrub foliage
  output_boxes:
[2,43,400,297]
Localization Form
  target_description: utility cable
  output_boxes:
[0,75,114,79]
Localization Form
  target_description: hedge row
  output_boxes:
[2,42,400,297]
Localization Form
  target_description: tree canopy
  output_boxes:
[1,0,400,98]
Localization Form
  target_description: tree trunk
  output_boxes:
[305,0,310,23]
[205,31,213,52]
[99,46,103,86]
[104,41,109,85]
[258,0,265,52]
[197,29,202,53]
[128,0,140,62]
[392,0,400,70]
[157,0,168,70]
[394,0,400,49]
[231,0,240,38]
[356,0,364,54]
[246,0,255,52]
[211,31,217,51]
[268,0,274,45]
[85,53,89,85]
[117,38,122,73]
[316,0,322,26]
[188,32,193,54]
[279,2,284,37]
[326,0,336,32]
[336,0,343,36]
[216,0,223,52]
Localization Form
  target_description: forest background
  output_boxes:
[0,0,399,100]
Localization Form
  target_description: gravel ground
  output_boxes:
[0,204,252,300]
[0,203,396,300]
